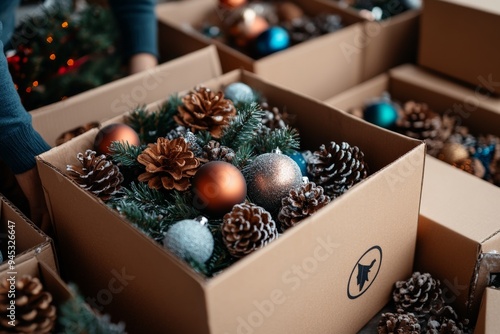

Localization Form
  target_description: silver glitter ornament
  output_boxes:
[244,152,303,213]
[163,218,214,264]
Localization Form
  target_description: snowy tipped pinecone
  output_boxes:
[202,140,235,163]
[0,275,57,333]
[426,312,471,334]
[174,86,236,138]
[66,149,123,201]
[393,272,445,315]
[307,141,368,197]
[222,203,279,258]
[137,137,200,191]
[278,182,331,231]
[377,310,421,334]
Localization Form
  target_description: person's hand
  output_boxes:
[128,53,158,74]
[15,167,52,235]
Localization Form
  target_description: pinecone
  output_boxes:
[137,137,200,191]
[0,275,57,333]
[425,306,471,334]
[66,149,123,201]
[452,158,485,178]
[396,101,451,156]
[56,121,100,146]
[393,272,445,315]
[174,86,236,138]
[307,141,368,198]
[312,13,343,34]
[282,16,320,45]
[278,182,331,231]
[202,140,235,163]
[260,101,294,131]
[222,202,279,258]
[377,310,421,334]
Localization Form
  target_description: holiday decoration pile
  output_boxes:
[377,272,472,334]
[198,0,344,58]
[351,94,500,187]
[65,82,370,277]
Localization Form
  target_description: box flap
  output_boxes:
[474,287,500,334]
[31,46,222,147]
[440,0,500,15]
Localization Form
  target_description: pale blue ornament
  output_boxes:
[163,218,214,264]
[224,82,255,104]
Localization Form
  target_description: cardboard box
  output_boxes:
[317,0,420,81]
[156,0,366,100]
[419,0,500,95]
[475,287,500,334]
[36,69,425,333]
[0,194,57,274]
[324,63,500,321]
[31,46,222,147]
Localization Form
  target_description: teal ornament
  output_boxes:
[254,26,290,57]
[0,250,2,263]
[473,142,496,179]
[201,25,222,39]
[224,82,255,104]
[163,218,214,264]
[287,150,307,176]
[363,101,399,129]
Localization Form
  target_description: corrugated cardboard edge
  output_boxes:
[0,194,58,273]
[468,253,500,322]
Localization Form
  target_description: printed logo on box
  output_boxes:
[347,246,382,299]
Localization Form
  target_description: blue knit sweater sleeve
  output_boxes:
[0,23,51,174]
[109,0,159,60]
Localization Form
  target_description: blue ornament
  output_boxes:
[163,218,214,264]
[224,82,255,104]
[473,142,496,179]
[254,26,290,57]
[201,25,221,39]
[287,150,308,176]
[363,101,399,129]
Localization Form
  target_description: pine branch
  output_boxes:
[232,142,256,169]
[109,141,143,168]
[165,190,203,224]
[253,126,300,154]
[195,130,213,149]
[220,102,264,150]
[155,94,183,135]
[117,182,168,209]
[124,105,150,143]
[58,283,127,334]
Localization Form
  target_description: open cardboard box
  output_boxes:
[324,63,500,322]
[31,46,222,147]
[475,287,500,334]
[36,69,425,333]
[156,0,366,100]
[316,0,420,81]
[0,194,57,274]
[419,0,500,95]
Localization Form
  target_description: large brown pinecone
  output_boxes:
[201,140,235,163]
[137,137,200,191]
[377,310,421,334]
[174,86,236,138]
[66,149,123,201]
[397,101,453,156]
[0,275,57,333]
[222,202,279,258]
[393,272,445,315]
[307,141,368,198]
[278,182,331,231]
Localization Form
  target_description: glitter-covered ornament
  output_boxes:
[244,151,303,213]
[363,99,399,129]
[93,123,140,155]
[224,82,255,104]
[254,26,290,57]
[192,161,247,217]
[163,218,214,264]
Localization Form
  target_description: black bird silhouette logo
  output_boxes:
[356,259,377,291]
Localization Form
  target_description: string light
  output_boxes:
[61,21,69,28]
[32,81,39,87]
[67,59,74,66]
[46,36,53,43]
[26,87,32,93]
[50,53,56,60]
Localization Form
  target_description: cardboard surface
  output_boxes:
[0,195,57,274]
[325,63,500,321]
[31,46,222,147]
[475,287,500,334]
[37,70,425,333]
[156,0,366,100]
[419,0,500,94]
